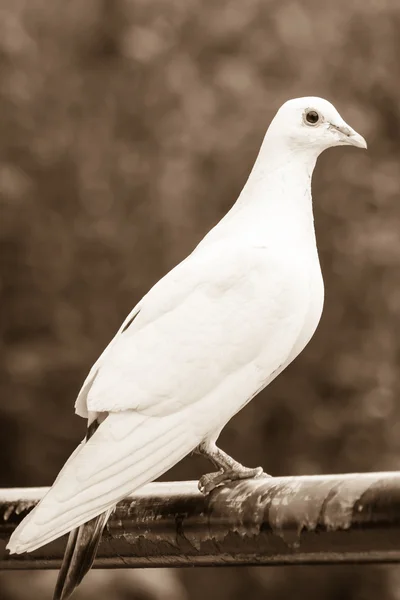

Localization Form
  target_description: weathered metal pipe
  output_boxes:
[1,472,400,569]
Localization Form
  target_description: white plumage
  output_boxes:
[7,96,366,556]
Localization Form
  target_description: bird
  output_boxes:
[7,97,366,599]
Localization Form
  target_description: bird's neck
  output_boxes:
[220,141,320,246]
[240,139,318,209]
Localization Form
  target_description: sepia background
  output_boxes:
[1,0,400,598]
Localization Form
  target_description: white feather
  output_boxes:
[7,410,199,554]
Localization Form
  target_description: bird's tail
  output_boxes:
[53,415,109,600]
[53,508,112,600]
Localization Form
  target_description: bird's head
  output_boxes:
[267,97,367,154]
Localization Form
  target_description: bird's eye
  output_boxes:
[305,110,320,125]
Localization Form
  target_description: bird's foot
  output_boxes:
[198,465,270,495]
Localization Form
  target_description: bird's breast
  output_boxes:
[285,256,324,364]
[242,242,324,390]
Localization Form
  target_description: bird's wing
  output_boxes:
[74,249,198,418]
[74,305,141,418]
[82,240,308,417]
[7,240,309,554]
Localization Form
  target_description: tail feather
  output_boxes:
[54,527,79,600]
[53,416,110,600]
[53,509,112,600]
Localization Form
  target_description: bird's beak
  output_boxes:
[329,123,367,149]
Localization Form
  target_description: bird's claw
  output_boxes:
[198,466,270,495]
[198,469,225,494]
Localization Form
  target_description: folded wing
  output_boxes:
[7,409,197,553]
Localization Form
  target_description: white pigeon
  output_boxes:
[7,97,366,599]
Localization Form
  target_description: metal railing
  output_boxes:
[1,472,400,569]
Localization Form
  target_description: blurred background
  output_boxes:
[1,0,400,598]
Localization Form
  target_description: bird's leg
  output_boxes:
[196,441,270,495]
